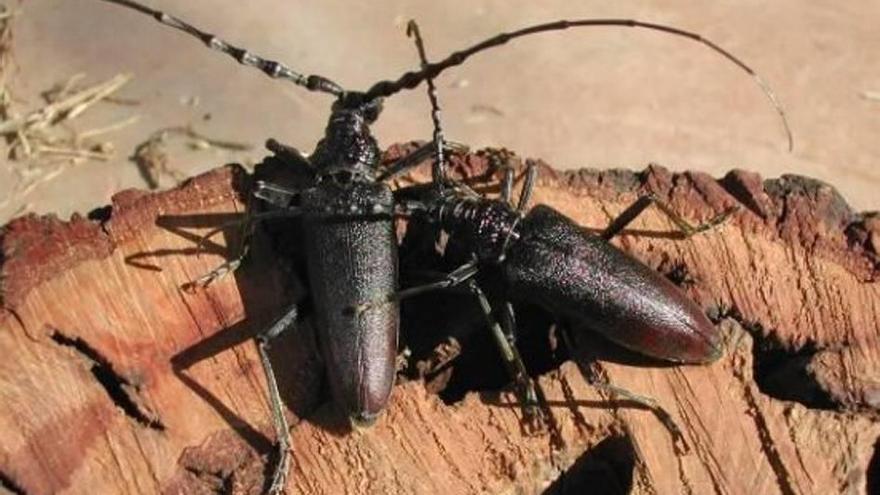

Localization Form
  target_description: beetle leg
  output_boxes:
[466,280,543,423]
[500,301,518,347]
[378,141,434,182]
[266,138,312,170]
[483,149,536,212]
[498,299,544,414]
[354,260,479,315]
[396,259,479,298]
[501,167,515,204]
[393,198,428,218]
[377,141,468,183]
[516,160,538,213]
[601,193,740,241]
[589,372,689,455]
[499,301,563,441]
[253,180,306,209]
[481,147,516,205]
[184,215,303,290]
[559,328,690,454]
[184,189,303,290]
[255,304,299,495]
[192,209,299,255]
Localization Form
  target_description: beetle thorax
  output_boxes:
[310,107,381,182]
[437,198,521,263]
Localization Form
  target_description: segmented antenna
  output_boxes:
[366,19,794,151]
[406,21,447,185]
[99,0,345,97]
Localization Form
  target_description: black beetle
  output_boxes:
[97,1,791,492]
[385,23,788,426]
[401,161,729,362]
[390,155,735,424]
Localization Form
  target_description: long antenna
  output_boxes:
[98,0,345,97]
[406,21,448,186]
[366,19,794,151]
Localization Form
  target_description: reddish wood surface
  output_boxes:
[1,146,878,494]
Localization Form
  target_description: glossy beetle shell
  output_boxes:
[302,181,398,423]
[503,205,721,363]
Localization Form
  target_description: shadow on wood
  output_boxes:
[1,145,879,494]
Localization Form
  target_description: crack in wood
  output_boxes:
[666,368,730,495]
[741,383,798,495]
[0,468,26,495]
[718,310,842,411]
[754,344,837,409]
[673,452,694,495]
[543,433,635,495]
[727,324,799,495]
[867,436,880,495]
[4,151,879,493]
[48,330,165,431]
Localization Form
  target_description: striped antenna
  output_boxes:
[366,19,794,151]
[99,0,345,97]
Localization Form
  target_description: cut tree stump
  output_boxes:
[1,144,879,495]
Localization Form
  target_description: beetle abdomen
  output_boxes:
[303,182,398,424]
[503,205,721,363]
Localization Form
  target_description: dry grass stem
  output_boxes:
[76,114,141,140]
[0,66,136,216]
[133,125,252,189]
[0,73,132,135]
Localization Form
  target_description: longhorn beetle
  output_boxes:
[98,1,791,492]
[384,18,790,436]
[367,23,784,442]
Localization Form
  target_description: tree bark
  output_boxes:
[1,145,878,495]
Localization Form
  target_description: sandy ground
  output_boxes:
[1,0,878,223]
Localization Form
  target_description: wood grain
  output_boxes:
[1,145,878,494]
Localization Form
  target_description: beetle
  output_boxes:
[383,23,789,427]
[399,155,732,364]
[97,1,792,492]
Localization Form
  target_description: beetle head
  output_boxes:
[333,92,384,123]
[311,93,385,177]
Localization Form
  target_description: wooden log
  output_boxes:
[1,145,878,494]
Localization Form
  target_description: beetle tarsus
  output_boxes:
[182,254,246,291]
[559,329,691,455]
[602,193,740,241]
[352,260,479,315]
[256,305,299,494]
[466,279,549,426]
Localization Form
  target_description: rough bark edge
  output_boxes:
[384,143,880,282]
[0,146,877,494]
[3,144,876,321]
[0,165,249,309]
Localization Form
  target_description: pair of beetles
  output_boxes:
[100,1,792,492]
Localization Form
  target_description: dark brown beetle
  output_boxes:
[97,2,791,492]
[393,162,735,417]
[442,189,725,363]
[388,21,788,421]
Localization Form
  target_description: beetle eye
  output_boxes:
[363,98,383,123]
